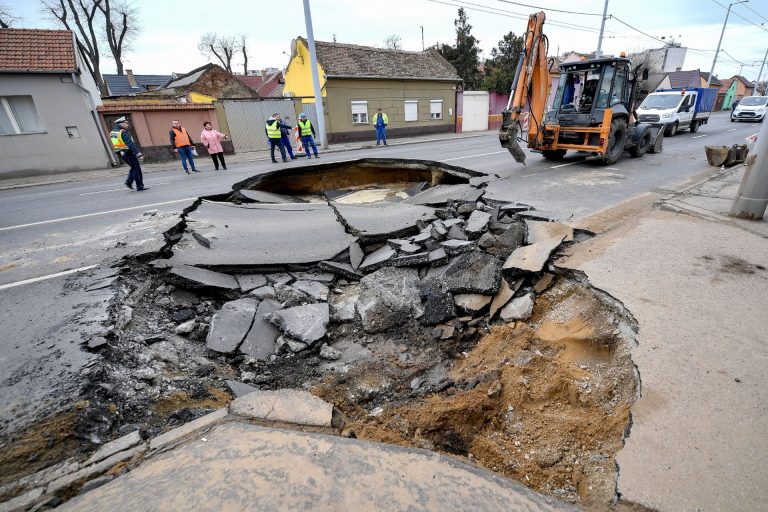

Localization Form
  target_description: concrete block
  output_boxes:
[229,389,334,427]
[149,408,228,451]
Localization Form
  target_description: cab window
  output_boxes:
[596,66,615,108]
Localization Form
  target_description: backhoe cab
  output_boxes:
[499,12,663,165]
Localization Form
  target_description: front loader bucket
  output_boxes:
[499,110,527,165]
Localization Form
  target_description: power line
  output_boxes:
[741,2,768,23]
[710,0,768,32]
[496,0,602,16]
[608,15,667,45]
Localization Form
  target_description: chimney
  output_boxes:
[126,69,138,88]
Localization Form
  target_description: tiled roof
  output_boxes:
[163,64,214,88]
[667,70,701,89]
[103,74,173,96]
[700,72,722,87]
[0,28,77,73]
[733,75,754,87]
[235,75,266,91]
[300,38,459,80]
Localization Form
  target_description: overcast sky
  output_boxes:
[8,0,768,82]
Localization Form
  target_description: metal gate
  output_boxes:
[219,99,297,153]
[462,91,490,132]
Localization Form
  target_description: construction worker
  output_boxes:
[297,113,319,159]
[169,119,198,174]
[274,113,298,160]
[372,107,388,146]
[110,117,147,191]
[265,114,287,163]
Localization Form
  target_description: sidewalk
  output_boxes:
[559,165,768,511]
[0,130,493,191]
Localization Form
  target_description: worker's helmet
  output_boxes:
[299,112,307,118]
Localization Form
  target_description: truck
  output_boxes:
[499,11,664,166]
[636,87,717,136]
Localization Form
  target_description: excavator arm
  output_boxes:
[498,11,550,164]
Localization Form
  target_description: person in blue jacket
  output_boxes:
[274,113,298,160]
[372,108,388,146]
[110,117,148,191]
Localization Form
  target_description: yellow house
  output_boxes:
[284,38,461,143]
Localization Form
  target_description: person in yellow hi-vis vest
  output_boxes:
[297,113,319,159]
[371,108,388,146]
[110,117,148,191]
[265,114,287,163]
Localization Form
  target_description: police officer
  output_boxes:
[111,117,148,191]
[265,114,287,163]
[297,113,320,159]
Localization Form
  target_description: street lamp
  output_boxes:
[707,0,748,88]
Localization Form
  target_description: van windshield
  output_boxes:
[740,97,768,107]
[640,94,683,110]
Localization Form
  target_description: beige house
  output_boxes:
[284,38,461,143]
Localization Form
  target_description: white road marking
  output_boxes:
[692,135,707,139]
[0,198,196,232]
[440,151,508,162]
[605,167,621,171]
[79,182,169,196]
[0,264,98,291]
[550,161,582,169]
[727,128,736,132]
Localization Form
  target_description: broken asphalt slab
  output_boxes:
[239,299,282,360]
[205,298,258,354]
[358,267,424,333]
[268,303,330,345]
[230,389,334,427]
[170,265,239,291]
[403,184,484,206]
[332,203,436,241]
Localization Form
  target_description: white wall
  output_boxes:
[0,73,111,176]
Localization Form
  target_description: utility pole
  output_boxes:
[730,113,768,219]
[707,0,748,88]
[595,0,609,58]
[756,47,768,96]
[302,0,328,149]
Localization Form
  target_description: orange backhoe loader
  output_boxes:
[499,11,663,165]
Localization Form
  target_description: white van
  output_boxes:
[636,89,713,136]
[731,96,767,122]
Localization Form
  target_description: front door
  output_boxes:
[678,94,695,126]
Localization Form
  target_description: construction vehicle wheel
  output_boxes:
[604,119,628,165]
[629,126,652,157]
[542,149,567,161]
[690,121,699,133]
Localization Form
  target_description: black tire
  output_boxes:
[629,127,652,157]
[690,121,699,133]
[730,118,736,123]
[603,118,628,165]
[542,149,567,161]
[665,122,678,137]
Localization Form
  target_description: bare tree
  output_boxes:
[42,0,109,96]
[97,0,139,75]
[384,34,402,50]
[239,34,248,76]
[198,33,236,74]
[0,2,22,28]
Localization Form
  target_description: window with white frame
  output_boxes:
[0,96,45,135]
[351,101,368,124]
[404,100,418,121]
[430,100,443,120]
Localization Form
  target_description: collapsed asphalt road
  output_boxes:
[1,159,641,509]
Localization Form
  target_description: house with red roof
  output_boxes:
[0,28,116,175]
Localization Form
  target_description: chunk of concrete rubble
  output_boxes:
[525,220,574,244]
[274,283,308,308]
[149,408,228,450]
[359,245,396,272]
[170,265,239,291]
[499,202,532,213]
[330,285,359,322]
[290,271,335,284]
[432,324,455,339]
[86,336,108,349]
[191,231,211,248]
[229,389,334,427]
[534,273,555,293]
[411,230,432,244]
[441,239,475,256]
[454,294,493,314]
[349,241,365,270]
[206,298,258,354]
[174,320,196,335]
[85,430,143,466]
[319,343,342,361]
[477,232,497,249]
[499,293,535,321]
[239,299,281,360]
[249,285,276,299]
[428,247,448,266]
[238,189,302,204]
[358,267,424,333]
[393,251,430,267]
[403,184,484,206]
[430,220,448,240]
[489,278,524,318]
[266,272,293,286]
[496,222,527,251]
[440,252,501,295]
[225,380,259,397]
[447,225,468,240]
[318,261,363,280]
[502,236,565,273]
[465,210,491,237]
[235,274,268,292]
[268,303,330,344]
[292,280,329,301]
[398,242,423,254]
[332,202,435,240]
[418,281,456,326]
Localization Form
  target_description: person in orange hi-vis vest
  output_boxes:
[169,119,199,174]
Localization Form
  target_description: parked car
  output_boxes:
[731,96,767,122]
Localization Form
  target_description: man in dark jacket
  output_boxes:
[274,113,298,160]
[265,114,287,163]
[110,117,148,191]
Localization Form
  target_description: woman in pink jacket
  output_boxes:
[200,122,229,170]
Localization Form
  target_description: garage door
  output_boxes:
[462,91,489,132]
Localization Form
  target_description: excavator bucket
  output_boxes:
[499,109,526,164]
